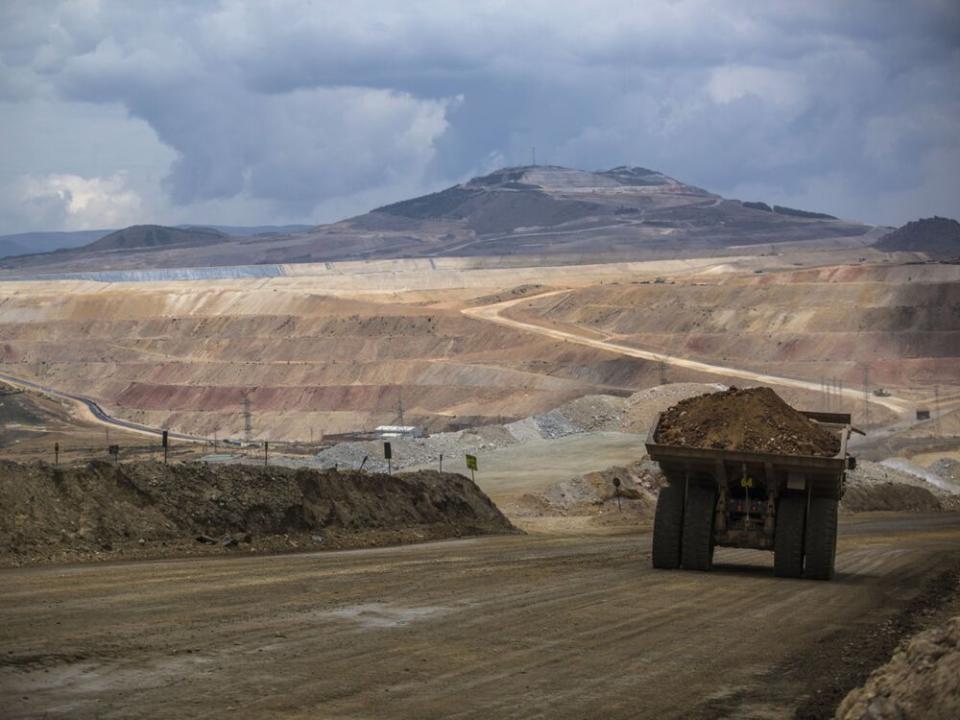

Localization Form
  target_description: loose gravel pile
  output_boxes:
[654,386,842,456]
[836,615,960,720]
[0,460,515,566]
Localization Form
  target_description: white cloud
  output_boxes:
[16,173,143,230]
[0,0,957,233]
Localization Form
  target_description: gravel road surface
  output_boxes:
[2,513,959,719]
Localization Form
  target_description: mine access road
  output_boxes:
[3,513,960,719]
[463,290,915,417]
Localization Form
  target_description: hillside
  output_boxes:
[0,165,874,276]
[874,216,960,259]
[0,229,114,259]
[0,223,312,266]
[86,224,228,251]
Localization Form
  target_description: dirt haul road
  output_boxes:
[3,514,960,719]
[463,290,912,416]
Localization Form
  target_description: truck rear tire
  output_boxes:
[804,497,839,580]
[774,494,805,578]
[681,484,715,571]
[652,483,684,569]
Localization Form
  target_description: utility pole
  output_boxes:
[863,366,870,426]
[243,392,253,443]
[934,385,942,435]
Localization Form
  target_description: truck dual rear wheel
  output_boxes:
[681,484,716,571]
[804,497,839,580]
[652,483,684,569]
[774,494,805,578]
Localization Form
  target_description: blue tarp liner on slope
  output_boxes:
[2,265,287,283]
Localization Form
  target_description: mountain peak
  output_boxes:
[461,164,689,193]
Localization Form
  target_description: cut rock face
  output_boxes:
[653,386,842,457]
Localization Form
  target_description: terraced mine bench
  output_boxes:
[645,411,854,580]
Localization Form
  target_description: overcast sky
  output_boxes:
[1,0,958,234]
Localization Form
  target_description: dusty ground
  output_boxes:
[1,513,959,720]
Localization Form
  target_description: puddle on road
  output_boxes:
[323,603,450,629]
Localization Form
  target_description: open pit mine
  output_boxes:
[2,166,959,719]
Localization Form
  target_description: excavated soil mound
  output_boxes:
[836,615,960,720]
[512,459,666,524]
[0,460,515,566]
[654,386,841,456]
[841,482,943,513]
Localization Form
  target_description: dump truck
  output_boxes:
[645,411,855,580]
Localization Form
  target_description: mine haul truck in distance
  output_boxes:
[645,411,855,581]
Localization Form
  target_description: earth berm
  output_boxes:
[0,460,516,566]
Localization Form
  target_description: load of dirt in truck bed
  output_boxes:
[653,386,842,456]
[0,460,516,566]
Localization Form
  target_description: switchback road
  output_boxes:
[0,371,200,442]
[464,290,913,416]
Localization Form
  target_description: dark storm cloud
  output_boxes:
[1,0,958,229]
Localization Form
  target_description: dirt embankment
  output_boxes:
[836,614,960,720]
[654,386,842,456]
[0,460,515,566]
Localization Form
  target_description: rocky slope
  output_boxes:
[836,615,960,720]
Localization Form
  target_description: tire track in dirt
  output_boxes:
[6,516,959,719]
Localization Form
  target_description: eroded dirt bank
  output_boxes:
[837,609,960,720]
[0,460,515,566]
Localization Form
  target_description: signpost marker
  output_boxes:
[384,442,392,475]
[465,454,478,482]
[162,430,169,465]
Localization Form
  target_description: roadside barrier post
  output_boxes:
[54,441,59,466]
[162,430,168,464]
[384,442,392,475]
[264,441,269,467]
[439,454,443,473]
